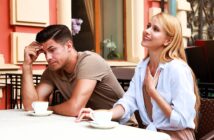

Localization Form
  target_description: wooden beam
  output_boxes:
[94,0,101,54]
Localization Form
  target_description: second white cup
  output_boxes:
[32,101,48,114]
[90,110,112,124]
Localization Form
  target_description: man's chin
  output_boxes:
[48,66,60,71]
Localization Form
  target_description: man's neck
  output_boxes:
[64,51,78,73]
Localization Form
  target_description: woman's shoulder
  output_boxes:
[167,59,188,68]
[164,59,191,74]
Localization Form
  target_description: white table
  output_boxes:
[0,110,171,140]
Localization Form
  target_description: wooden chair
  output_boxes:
[195,98,214,140]
[196,82,214,140]
[111,67,135,92]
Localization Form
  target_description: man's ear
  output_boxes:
[66,40,74,49]
[163,37,172,46]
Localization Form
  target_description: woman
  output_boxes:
[76,13,200,140]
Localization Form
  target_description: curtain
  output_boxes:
[84,0,94,35]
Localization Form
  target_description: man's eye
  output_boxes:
[49,48,56,52]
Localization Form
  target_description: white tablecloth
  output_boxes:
[0,110,171,140]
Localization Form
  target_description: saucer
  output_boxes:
[28,110,53,117]
[89,121,119,129]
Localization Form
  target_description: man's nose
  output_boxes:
[45,52,52,61]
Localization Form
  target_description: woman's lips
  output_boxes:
[143,36,151,41]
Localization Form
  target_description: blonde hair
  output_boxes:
[145,12,200,128]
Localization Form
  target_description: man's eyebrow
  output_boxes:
[44,46,54,51]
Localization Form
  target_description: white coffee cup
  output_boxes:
[90,110,112,124]
[32,101,48,114]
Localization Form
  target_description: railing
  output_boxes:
[4,73,41,109]
[3,73,63,109]
[2,72,214,109]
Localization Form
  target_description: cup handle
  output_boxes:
[89,111,95,121]
[31,102,35,109]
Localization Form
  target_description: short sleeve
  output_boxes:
[76,52,110,81]
[40,69,55,87]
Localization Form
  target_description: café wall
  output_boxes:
[0,0,58,109]
[0,0,57,64]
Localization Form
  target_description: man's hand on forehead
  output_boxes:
[27,41,44,54]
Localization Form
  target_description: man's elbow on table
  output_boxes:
[49,102,83,117]
[23,100,33,111]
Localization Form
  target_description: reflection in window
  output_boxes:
[72,0,124,60]
[72,0,94,51]
[101,0,124,60]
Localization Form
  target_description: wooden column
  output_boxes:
[94,0,101,54]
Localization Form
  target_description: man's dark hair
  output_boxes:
[36,24,73,45]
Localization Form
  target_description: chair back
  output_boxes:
[185,45,214,83]
[111,67,135,91]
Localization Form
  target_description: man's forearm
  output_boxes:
[49,100,82,117]
[22,64,38,110]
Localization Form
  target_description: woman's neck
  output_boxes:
[148,52,160,76]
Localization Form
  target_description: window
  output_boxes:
[72,0,126,60]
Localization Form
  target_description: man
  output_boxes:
[22,24,124,116]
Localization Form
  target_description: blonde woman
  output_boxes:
[76,13,200,140]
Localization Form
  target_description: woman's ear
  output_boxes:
[163,37,172,46]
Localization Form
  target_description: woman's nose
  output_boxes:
[145,27,151,33]
[143,29,150,36]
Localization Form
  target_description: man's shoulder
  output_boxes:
[76,51,110,73]
[80,51,103,59]
[78,51,106,64]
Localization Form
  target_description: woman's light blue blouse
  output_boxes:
[115,58,196,131]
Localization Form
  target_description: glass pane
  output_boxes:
[101,0,124,60]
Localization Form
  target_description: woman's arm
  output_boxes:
[75,104,125,122]
[110,104,125,120]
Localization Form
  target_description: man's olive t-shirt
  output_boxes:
[41,51,124,109]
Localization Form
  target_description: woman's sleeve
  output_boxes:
[169,63,196,129]
[114,68,139,124]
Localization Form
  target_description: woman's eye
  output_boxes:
[153,26,159,32]
[146,23,151,29]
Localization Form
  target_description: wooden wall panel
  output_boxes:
[11,32,46,64]
[10,0,49,27]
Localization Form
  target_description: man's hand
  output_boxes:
[24,41,43,65]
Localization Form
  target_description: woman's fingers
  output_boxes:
[153,69,161,87]
[75,108,93,122]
